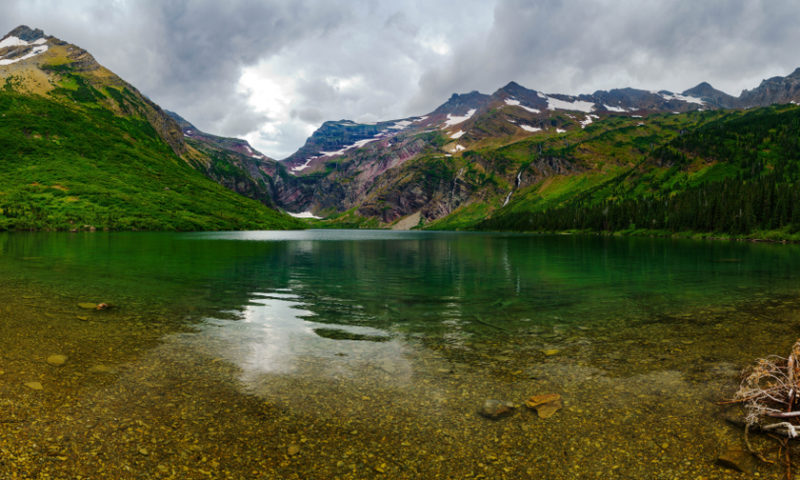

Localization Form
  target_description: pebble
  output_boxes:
[89,365,114,374]
[542,349,560,356]
[46,354,68,366]
[24,381,43,390]
[288,444,300,456]
[479,399,515,420]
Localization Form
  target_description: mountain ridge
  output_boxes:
[273,65,800,228]
[0,25,299,231]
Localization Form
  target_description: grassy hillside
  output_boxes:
[468,105,800,239]
[0,90,301,231]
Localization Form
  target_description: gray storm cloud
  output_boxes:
[3,0,800,158]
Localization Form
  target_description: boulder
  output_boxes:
[479,399,515,420]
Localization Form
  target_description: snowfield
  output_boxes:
[603,104,627,112]
[443,109,476,127]
[287,211,322,219]
[545,96,595,113]
[319,138,379,158]
[0,43,49,66]
[659,92,705,105]
[0,36,28,48]
[580,114,599,128]
[505,98,541,113]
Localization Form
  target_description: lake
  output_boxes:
[1,230,799,478]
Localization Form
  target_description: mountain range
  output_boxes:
[3,25,800,237]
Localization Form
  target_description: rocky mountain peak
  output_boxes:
[432,90,491,115]
[681,82,737,109]
[499,81,524,93]
[738,68,800,107]
[787,67,800,79]
[4,25,46,42]
[496,80,538,98]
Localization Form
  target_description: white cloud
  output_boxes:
[3,0,800,159]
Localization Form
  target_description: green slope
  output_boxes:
[0,91,300,231]
[470,105,800,238]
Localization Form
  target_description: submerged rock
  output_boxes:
[479,399,515,420]
[287,444,301,456]
[716,446,756,474]
[525,393,561,408]
[24,381,43,390]
[78,302,97,310]
[525,393,563,419]
[536,400,563,419]
[46,354,68,366]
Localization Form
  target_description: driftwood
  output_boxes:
[729,339,800,478]
[734,340,800,434]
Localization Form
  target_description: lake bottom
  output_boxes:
[2,280,799,479]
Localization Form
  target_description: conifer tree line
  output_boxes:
[481,105,800,235]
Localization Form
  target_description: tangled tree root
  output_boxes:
[731,340,800,479]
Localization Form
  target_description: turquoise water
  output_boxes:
[1,230,799,478]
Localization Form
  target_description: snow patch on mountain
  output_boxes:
[389,120,413,130]
[659,92,705,105]
[0,44,48,66]
[556,128,566,133]
[519,105,541,113]
[319,138,379,158]
[0,36,28,48]
[580,114,599,128]
[292,157,316,172]
[243,145,265,159]
[603,104,627,113]
[450,130,465,139]
[443,109,476,127]
[504,98,541,114]
[546,96,595,113]
[519,124,541,132]
[287,211,321,219]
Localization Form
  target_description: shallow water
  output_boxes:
[1,230,799,478]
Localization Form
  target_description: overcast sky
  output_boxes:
[3,0,800,159]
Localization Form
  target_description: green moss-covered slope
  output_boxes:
[0,91,300,231]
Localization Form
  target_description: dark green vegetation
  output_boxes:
[422,105,800,240]
[0,91,300,231]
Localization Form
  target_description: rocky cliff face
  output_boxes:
[739,68,800,107]
[167,111,311,212]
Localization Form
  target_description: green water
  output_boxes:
[1,230,800,478]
